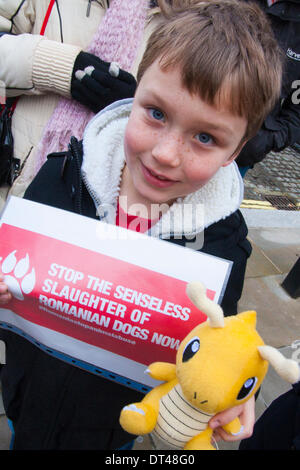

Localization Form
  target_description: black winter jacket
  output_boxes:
[0,140,252,450]
[236,0,300,167]
[240,380,300,450]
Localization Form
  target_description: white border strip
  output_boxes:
[0,308,160,390]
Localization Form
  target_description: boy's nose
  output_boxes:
[152,134,183,167]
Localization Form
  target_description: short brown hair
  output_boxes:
[138,0,283,141]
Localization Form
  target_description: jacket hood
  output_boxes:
[82,99,244,238]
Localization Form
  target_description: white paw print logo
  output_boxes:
[0,250,36,301]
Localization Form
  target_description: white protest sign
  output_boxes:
[0,196,232,391]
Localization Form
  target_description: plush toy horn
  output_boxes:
[186,281,224,327]
[258,345,300,384]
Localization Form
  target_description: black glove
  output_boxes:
[71,51,137,113]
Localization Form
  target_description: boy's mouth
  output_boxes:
[141,163,178,188]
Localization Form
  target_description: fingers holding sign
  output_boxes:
[0,274,11,305]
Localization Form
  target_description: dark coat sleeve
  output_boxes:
[236,0,300,167]
[239,381,300,450]
[236,90,300,167]
[24,148,97,220]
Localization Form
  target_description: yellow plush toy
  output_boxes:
[119,282,300,450]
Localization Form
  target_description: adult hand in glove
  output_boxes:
[71,51,137,113]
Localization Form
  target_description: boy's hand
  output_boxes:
[209,395,255,443]
[0,275,12,305]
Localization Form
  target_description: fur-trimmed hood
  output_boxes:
[82,98,244,239]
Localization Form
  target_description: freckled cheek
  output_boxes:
[183,161,215,188]
[124,121,156,164]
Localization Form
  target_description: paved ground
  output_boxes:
[242,146,300,209]
[0,147,299,451]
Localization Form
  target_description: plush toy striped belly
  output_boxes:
[152,384,214,449]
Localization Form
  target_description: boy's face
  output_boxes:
[123,60,247,208]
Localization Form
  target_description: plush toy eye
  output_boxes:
[237,377,258,400]
[182,337,200,362]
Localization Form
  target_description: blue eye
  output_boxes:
[237,377,258,400]
[182,337,200,363]
[149,108,165,121]
[196,133,213,144]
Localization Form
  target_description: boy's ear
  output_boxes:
[222,140,247,167]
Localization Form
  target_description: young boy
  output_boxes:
[0,0,283,450]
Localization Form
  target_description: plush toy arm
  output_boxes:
[120,379,177,436]
[222,416,243,435]
[146,362,177,381]
[184,428,215,450]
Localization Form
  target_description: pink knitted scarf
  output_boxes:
[36,0,148,172]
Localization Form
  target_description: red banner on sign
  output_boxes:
[0,223,212,365]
